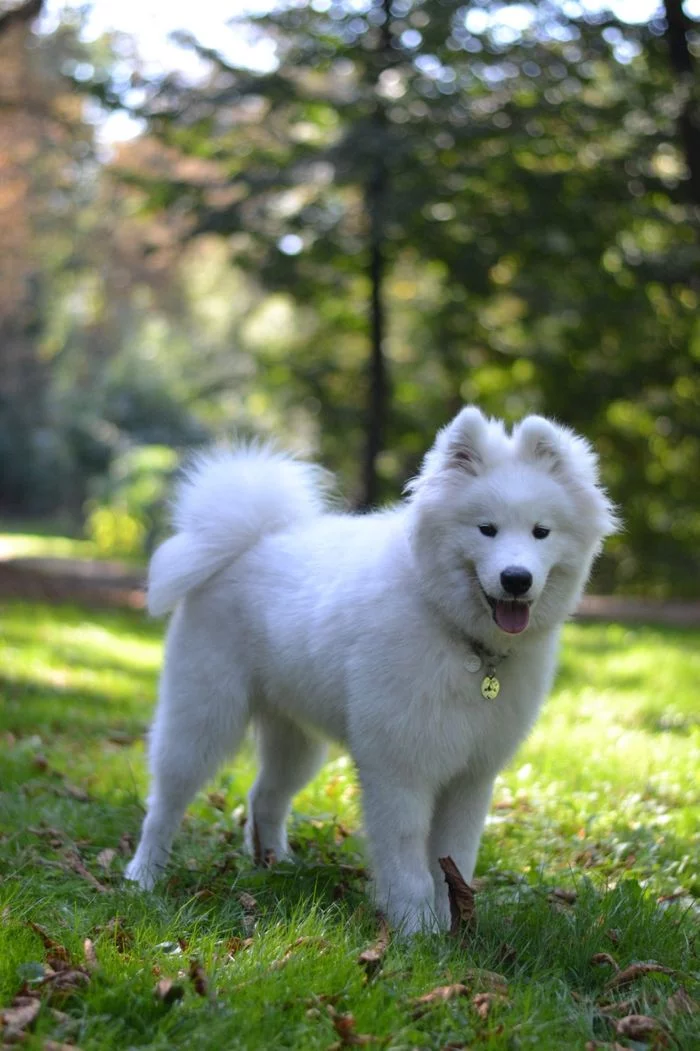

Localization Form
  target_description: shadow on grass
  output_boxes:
[0,674,150,739]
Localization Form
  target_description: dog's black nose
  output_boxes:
[500,566,533,597]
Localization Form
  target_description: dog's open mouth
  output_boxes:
[484,594,531,634]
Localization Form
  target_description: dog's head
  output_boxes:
[407,406,619,642]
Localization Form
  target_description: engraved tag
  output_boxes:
[465,654,482,673]
[481,674,500,700]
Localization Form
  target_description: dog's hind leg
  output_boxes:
[244,712,328,863]
[126,621,250,890]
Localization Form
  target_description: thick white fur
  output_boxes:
[126,407,617,933]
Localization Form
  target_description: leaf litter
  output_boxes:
[357,914,390,978]
[438,856,476,937]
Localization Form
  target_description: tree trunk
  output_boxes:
[358,0,392,511]
[361,166,388,510]
[663,0,700,206]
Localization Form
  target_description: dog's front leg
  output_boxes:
[359,771,437,935]
[429,772,495,929]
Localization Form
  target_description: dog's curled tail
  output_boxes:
[148,445,331,616]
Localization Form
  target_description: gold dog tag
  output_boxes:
[481,674,500,700]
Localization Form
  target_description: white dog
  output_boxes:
[126,406,617,932]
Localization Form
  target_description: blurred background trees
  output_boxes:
[0,0,698,594]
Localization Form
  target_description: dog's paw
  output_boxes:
[124,855,159,890]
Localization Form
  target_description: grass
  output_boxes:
[0,599,698,1049]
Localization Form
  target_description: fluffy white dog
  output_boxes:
[126,406,617,932]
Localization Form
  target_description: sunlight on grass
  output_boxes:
[0,531,98,561]
[1,601,698,1049]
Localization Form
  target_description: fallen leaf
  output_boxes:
[463,969,509,995]
[26,922,71,964]
[666,986,698,1016]
[238,891,258,934]
[95,848,116,872]
[549,887,577,905]
[154,978,184,1005]
[328,1006,377,1046]
[472,991,510,1020]
[591,952,620,972]
[413,984,470,1017]
[63,852,109,894]
[614,1013,669,1041]
[438,856,476,936]
[225,936,253,957]
[598,997,641,1017]
[83,939,98,972]
[97,916,132,952]
[605,961,675,990]
[42,968,90,996]
[1,996,40,1039]
[44,1041,84,1051]
[207,791,227,811]
[117,833,134,856]
[189,959,208,997]
[63,783,90,802]
[358,914,390,977]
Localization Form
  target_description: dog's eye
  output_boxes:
[533,525,550,540]
[478,524,498,538]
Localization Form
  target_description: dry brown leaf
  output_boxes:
[238,892,257,912]
[26,921,72,964]
[188,959,208,997]
[614,1013,669,1042]
[63,783,90,802]
[42,967,90,998]
[605,961,675,990]
[357,914,390,977]
[598,997,641,1017]
[666,986,698,1016]
[63,852,109,894]
[44,1041,84,1051]
[97,916,132,953]
[83,938,98,972]
[154,977,184,1005]
[225,936,253,957]
[472,991,510,1020]
[1,996,40,1039]
[412,984,470,1017]
[117,833,134,856]
[438,856,476,936]
[549,887,577,905]
[591,952,620,972]
[328,1007,377,1046]
[463,968,509,995]
[95,848,116,872]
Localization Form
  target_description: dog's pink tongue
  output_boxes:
[494,600,530,634]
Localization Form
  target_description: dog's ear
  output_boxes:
[517,416,566,474]
[440,406,489,476]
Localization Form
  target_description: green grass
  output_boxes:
[0,524,145,565]
[1,601,698,1049]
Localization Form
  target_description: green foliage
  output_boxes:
[109,0,700,594]
[4,3,700,595]
[85,445,179,559]
[0,600,698,1047]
